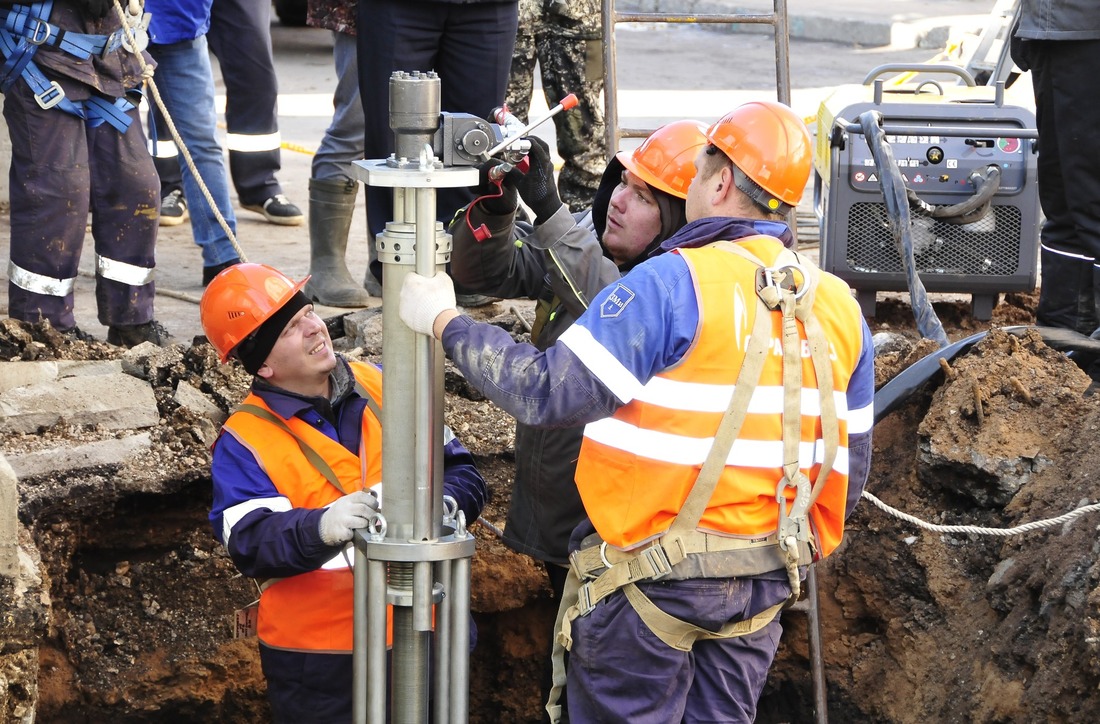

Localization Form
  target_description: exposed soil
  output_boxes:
[6,290,1100,723]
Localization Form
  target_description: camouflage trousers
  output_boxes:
[506,9,607,212]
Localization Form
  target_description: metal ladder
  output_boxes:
[960,0,1022,86]
[600,0,793,148]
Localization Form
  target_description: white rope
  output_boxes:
[112,0,246,263]
[862,490,1100,537]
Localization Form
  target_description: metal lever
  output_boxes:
[482,93,579,159]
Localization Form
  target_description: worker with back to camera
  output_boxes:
[400,101,875,722]
[199,262,488,723]
[450,119,708,711]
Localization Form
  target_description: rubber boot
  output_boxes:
[364,230,382,298]
[1037,248,1099,336]
[304,178,372,307]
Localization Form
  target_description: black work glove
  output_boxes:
[475,160,520,216]
[83,0,114,19]
[516,136,564,223]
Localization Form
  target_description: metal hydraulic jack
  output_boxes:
[349,71,480,724]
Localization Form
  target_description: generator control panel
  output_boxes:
[844,119,1029,195]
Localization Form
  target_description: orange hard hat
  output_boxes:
[615,119,709,200]
[705,100,811,213]
[199,263,310,362]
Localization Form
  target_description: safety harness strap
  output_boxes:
[0,1,136,132]
[623,583,785,652]
[235,403,349,495]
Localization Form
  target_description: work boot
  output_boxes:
[1037,248,1098,335]
[304,178,372,307]
[364,230,383,298]
[242,193,304,226]
[160,188,189,227]
[106,320,174,348]
[203,258,242,287]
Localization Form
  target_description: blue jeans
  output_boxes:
[311,31,364,183]
[147,36,240,267]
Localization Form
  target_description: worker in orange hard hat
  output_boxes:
[199,262,488,722]
[446,119,707,710]
[400,100,875,722]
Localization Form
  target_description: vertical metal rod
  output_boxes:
[394,186,407,224]
[433,560,453,724]
[354,543,368,724]
[392,606,430,722]
[367,559,389,724]
[806,566,828,724]
[449,556,471,722]
[774,0,791,107]
[602,0,618,153]
[413,185,438,634]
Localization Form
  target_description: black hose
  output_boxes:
[907,165,1001,226]
[859,110,949,348]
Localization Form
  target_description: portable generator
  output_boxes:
[814,64,1039,319]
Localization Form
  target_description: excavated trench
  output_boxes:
[5,293,1100,723]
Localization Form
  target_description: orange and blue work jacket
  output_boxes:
[441,216,874,566]
[573,236,864,555]
[210,357,487,653]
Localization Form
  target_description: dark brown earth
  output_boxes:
[7,289,1100,723]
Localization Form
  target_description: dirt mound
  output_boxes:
[6,295,1100,723]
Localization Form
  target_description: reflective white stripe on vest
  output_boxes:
[8,260,74,297]
[225,131,282,153]
[848,400,874,435]
[583,416,851,473]
[149,139,179,159]
[633,375,850,418]
[223,495,291,545]
[97,255,155,286]
[558,324,643,403]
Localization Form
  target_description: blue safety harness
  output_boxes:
[0,0,135,133]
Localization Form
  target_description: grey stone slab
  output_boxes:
[5,433,153,480]
[0,373,159,434]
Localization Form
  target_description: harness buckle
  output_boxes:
[776,474,812,553]
[27,18,52,46]
[640,543,672,580]
[575,582,595,617]
[100,29,123,59]
[34,80,64,110]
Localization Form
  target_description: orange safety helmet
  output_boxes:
[705,100,812,213]
[200,263,310,362]
[615,119,709,200]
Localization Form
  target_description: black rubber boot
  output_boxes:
[106,320,174,348]
[304,178,372,307]
[1037,248,1099,336]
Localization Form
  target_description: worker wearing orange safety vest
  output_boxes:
[399,101,875,723]
[200,263,487,722]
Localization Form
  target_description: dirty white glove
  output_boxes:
[318,490,380,546]
[400,271,457,337]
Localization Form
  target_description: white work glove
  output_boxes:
[400,271,457,337]
[318,490,380,546]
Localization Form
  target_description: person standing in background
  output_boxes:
[506,0,607,212]
[303,0,376,305]
[356,0,519,298]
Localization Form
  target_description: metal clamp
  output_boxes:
[776,474,812,552]
[762,262,809,300]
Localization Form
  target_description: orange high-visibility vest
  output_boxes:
[223,361,385,653]
[574,236,865,558]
